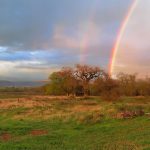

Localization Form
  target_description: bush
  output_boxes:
[116,105,145,119]
[101,88,121,101]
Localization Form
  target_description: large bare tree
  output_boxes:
[74,64,105,96]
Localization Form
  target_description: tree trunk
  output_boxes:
[83,82,89,97]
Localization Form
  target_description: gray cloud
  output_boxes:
[0,0,134,80]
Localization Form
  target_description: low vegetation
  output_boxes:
[0,95,149,150]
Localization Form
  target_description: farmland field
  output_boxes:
[0,94,150,150]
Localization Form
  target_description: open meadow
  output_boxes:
[1,0,150,149]
[0,93,150,150]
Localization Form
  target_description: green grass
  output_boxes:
[0,96,150,149]
[0,117,149,150]
[0,117,150,150]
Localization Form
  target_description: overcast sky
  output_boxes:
[0,0,149,81]
[113,0,150,78]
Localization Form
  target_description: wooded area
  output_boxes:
[44,64,150,100]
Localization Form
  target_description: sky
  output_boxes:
[113,0,150,78]
[0,0,149,81]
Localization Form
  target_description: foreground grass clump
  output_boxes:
[0,95,150,150]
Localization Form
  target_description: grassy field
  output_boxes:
[0,95,150,150]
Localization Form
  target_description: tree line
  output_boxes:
[44,64,150,100]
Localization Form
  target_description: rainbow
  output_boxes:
[109,0,138,76]
[80,0,99,64]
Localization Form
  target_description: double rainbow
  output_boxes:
[80,0,138,76]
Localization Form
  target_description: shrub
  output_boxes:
[101,88,121,101]
[116,105,145,119]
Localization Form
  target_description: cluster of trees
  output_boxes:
[44,64,150,99]
[116,73,150,96]
[44,64,112,98]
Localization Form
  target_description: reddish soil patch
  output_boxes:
[30,130,48,136]
[0,133,11,141]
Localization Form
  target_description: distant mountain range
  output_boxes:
[0,80,48,87]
